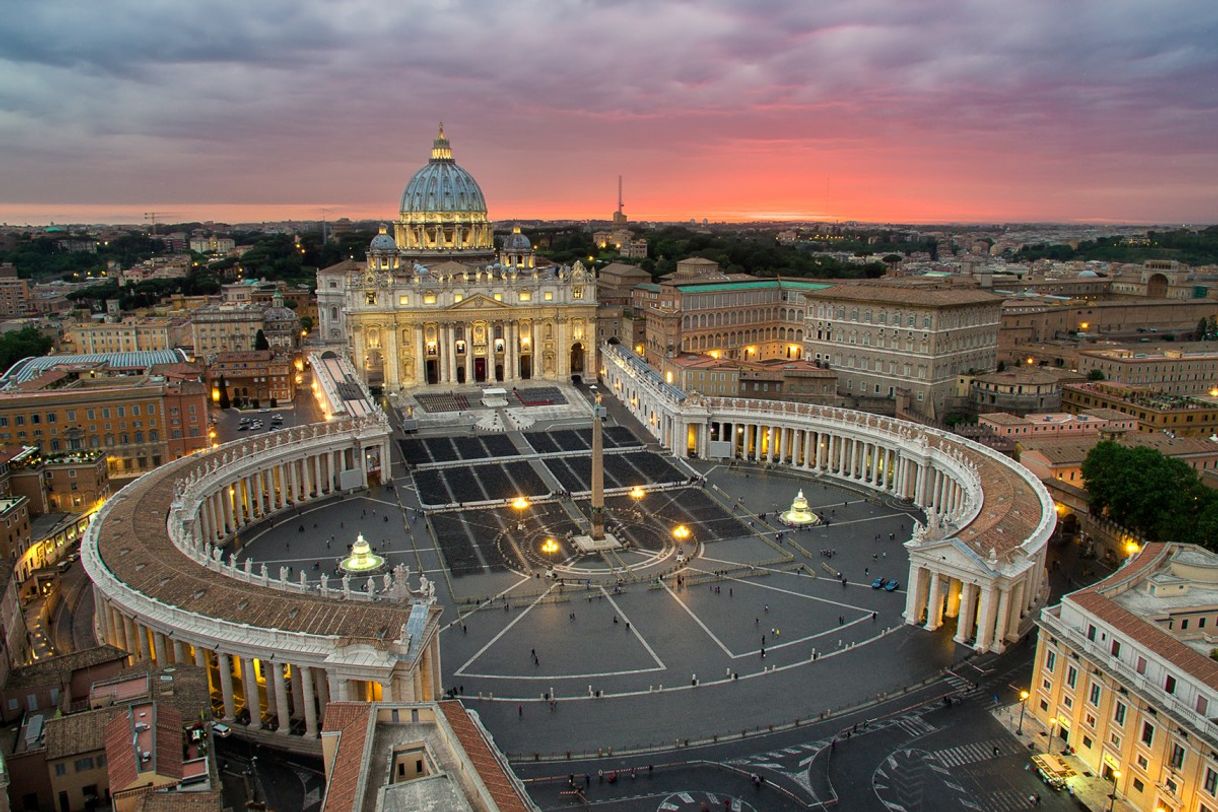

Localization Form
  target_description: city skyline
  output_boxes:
[2,0,1217,226]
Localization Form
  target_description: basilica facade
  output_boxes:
[317,126,597,389]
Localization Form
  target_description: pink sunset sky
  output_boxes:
[1,0,1216,226]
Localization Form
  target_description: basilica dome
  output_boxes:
[399,125,488,215]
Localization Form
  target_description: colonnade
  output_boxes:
[600,342,1055,656]
[902,561,1044,652]
[92,598,443,738]
[691,419,966,515]
[194,444,366,543]
[85,416,442,742]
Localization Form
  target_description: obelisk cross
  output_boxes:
[590,391,606,540]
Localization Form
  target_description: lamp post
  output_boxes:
[1017,689,1030,734]
[1107,768,1121,812]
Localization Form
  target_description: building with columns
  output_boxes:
[316,126,598,389]
[601,343,1055,653]
[82,413,443,745]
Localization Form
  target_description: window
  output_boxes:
[1132,777,1144,793]
[1136,656,1147,675]
[54,763,66,777]
[1087,624,1097,641]
[1066,666,1077,689]
[74,756,94,772]
[544,291,553,301]
[519,291,531,302]
[423,293,437,305]
[1204,766,1217,796]
[398,295,410,306]
[1141,720,1155,746]
[1089,683,1101,706]
[1165,674,1177,694]
[1111,640,1121,657]
[1170,741,1186,769]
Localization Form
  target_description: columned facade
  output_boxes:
[84,414,443,743]
[601,343,1055,654]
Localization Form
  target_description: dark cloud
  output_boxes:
[0,0,1216,221]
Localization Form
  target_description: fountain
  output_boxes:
[339,532,386,573]
[779,489,821,527]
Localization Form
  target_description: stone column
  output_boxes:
[953,583,977,644]
[170,638,186,664]
[413,326,425,388]
[242,657,262,730]
[993,586,1012,652]
[273,664,291,735]
[904,566,929,626]
[301,665,318,738]
[1006,581,1026,642]
[218,653,237,720]
[924,572,945,631]
[975,586,997,652]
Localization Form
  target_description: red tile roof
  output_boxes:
[1067,543,1218,692]
[320,702,372,812]
[438,701,531,812]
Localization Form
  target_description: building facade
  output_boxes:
[66,319,172,354]
[1075,346,1218,396]
[317,127,597,389]
[1062,382,1218,436]
[803,282,1003,417]
[641,272,825,366]
[1033,543,1218,812]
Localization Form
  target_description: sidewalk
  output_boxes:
[992,701,1136,811]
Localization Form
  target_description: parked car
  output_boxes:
[211,722,232,738]
[883,579,900,592]
[871,577,886,589]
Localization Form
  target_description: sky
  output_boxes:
[1,0,1217,226]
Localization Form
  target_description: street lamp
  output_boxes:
[540,537,559,555]
[672,524,691,543]
[1107,769,1121,812]
[1017,689,1030,734]
[629,486,645,502]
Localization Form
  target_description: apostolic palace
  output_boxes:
[317,125,598,390]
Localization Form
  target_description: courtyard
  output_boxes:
[235,386,969,755]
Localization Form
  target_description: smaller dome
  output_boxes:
[1078,269,1099,278]
[503,226,531,251]
[369,224,396,253]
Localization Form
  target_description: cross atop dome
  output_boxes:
[431,122,453,162]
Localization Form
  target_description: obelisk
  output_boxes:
[590,392,605,539]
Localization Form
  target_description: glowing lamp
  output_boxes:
[511,497,530,511]
[629,486,645,501]
[672,524,691,542]
[1124,540,1141,556]
[540,537,560,555]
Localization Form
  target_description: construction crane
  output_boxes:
[143,211,179,237]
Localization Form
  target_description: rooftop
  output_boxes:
[0,350,189,385]
[803,282,1004,307]
[1067,543,1218,688]
[44,707,121,760]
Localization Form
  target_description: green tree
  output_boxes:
[1087,369,1106,381]
[254,329,270,351]
[1082,441,1218,547]
[0,327,53,372]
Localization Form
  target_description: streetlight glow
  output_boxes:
[511,496,530,511]
[672,524,691,542]
[540,537,559,555]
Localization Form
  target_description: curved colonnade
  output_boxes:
[82,414,442,741]
[601,343,1056,653]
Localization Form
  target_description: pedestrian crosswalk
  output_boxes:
[961,788,1037,811]
[931,737,1022,767]
[944,673,984,699]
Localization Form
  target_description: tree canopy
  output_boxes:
[1013,226,1218,265]
[1082,441,1218,547]
[0,327,53,373]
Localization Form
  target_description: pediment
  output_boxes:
[448,294,510,310]
[909,536,1004,577]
